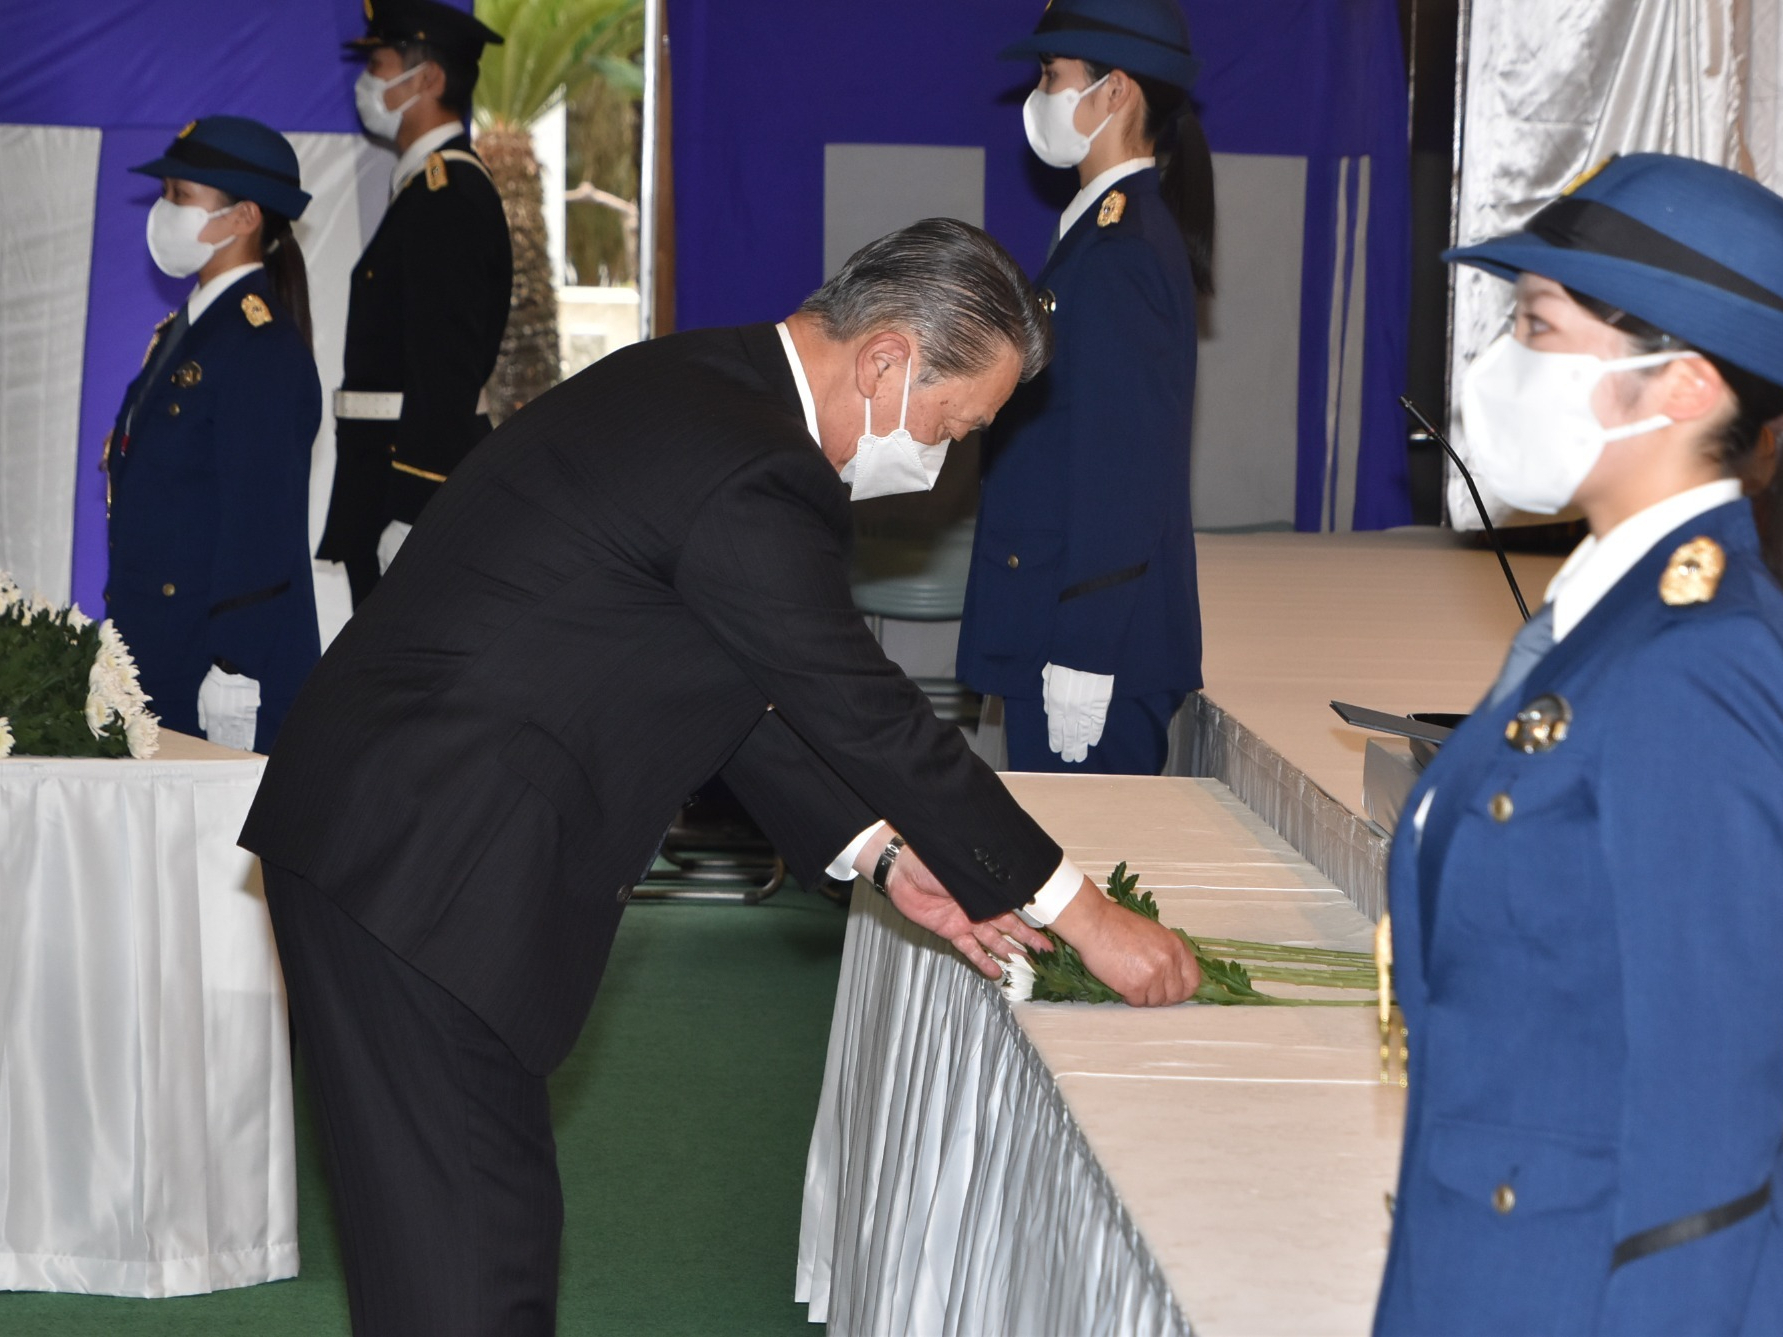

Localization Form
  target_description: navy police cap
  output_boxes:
[1447,153,1783,386]
[130,115,310,221]
[1001,0,1201,94]
[346,0,504,65]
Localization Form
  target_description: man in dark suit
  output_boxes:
[243,219,1198,1335]
[317,0,513,606]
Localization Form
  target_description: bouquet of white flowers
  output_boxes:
[0,572,159,759]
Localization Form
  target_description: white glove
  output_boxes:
[1041,662,1114,764]
[377,519,413,574]
[197,665,261,752]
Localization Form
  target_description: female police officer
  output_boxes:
[104,116,322,753]
[1378,153,1783,1334]
[956,0,1214,775]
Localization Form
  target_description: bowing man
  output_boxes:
[104,116,322,752]
[242,219,1201,1334]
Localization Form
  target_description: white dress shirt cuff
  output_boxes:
[1019,856,1085,926]
[826,820,886,881]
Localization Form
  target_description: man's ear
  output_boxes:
[417,59,448,105]
[852,331,913,399]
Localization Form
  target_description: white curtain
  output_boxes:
[0,124,101,602]
[1448,0,1783,527]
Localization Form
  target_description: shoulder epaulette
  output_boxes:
[421,148,493,192]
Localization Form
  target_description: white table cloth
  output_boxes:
[798,775,1404,1336]
[0,732,296,1296]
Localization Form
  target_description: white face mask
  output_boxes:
[1461,334,1690,514]
[1022,74,1112,169]
[355,63,423,140]
[840,359,951,501]
[145,198,236,278]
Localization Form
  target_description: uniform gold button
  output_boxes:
[167,403,180,417]
[1493,1184,1516,1214]
[1006,554,1020,569]
[388,443,398,455]
[1489,792,1514,822]
[161,583,176,597]
[364,269,374,279]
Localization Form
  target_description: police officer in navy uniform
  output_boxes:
[1377,154,1783,1334]
[957,0,1214,775]
[317,0,512,607]
[105,116,322,753]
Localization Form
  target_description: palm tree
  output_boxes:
[475,0,645,421]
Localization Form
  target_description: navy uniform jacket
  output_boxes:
[957,167,1201,699]
[316,132,511,557]
[104,269,322,751]
[1377,499,1783,1335]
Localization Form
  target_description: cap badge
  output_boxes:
[1097,191,1126,228]
[1562,156,1617,196]
[1659,536,1725,606]
[172,360,202,389]
[177,121,197,140]
[1505,693,1572,755]
[241,294,273,328]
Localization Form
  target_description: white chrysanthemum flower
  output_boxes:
[1000,951,1036,1004]
[0,717,13,758]
[124,711,160,759]
[0,573,20,613]
[65,606,92,630]
[84,688,114,739]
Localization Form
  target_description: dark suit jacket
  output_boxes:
[243,322,1063,1073]
[105,269,321,749]
[958,168,1202,699]
[316,132,512,555]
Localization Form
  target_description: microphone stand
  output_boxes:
[1401,396,1531,622]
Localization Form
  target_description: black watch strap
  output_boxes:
[872,835,906,895]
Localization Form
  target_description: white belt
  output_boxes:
[334,389,491,421]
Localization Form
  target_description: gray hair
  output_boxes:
[798,218,1054,384]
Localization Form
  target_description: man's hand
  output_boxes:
[868,836,1052,979]
[1049,876,1199,1006]
[1042,663,1114,763]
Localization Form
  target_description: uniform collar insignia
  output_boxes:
[1097,190,1127,228]
[241,293,273,328]
[1659,536,1725,606]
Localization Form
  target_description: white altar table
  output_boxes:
[798,774,1404,1336]
[0,731,295,1297]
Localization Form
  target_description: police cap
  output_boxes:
[130,115,310,221]
[345,0,505,65]
[1001,0,1202,94]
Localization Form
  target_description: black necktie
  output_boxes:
[128,308,190,435]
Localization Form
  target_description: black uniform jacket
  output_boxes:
[242,323,1063,1073]
[316,131,512,553]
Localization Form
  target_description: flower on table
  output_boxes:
[1,573,158,759]
[124,711,160,759]
[1000,951,1037,1004]
[0,717,12,759]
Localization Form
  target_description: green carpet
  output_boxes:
[2,884,849,1335]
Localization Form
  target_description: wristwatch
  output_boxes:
[872,835,906,895]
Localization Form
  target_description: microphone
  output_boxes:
[1400,396,1531,622]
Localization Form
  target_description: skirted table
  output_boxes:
[798,774,1405,1336]
[0,731,295,1296]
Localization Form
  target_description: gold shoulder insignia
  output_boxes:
[241,294,273,328]
[364,0,374,17]
[1659,536,1725,606]
[1097,190,1127,228]
[425,152,449,192]
[1562,156,1617,196]
[178,120,198,140]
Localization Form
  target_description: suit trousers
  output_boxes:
[264,863,563,1336]
[1004,690,1184,776]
